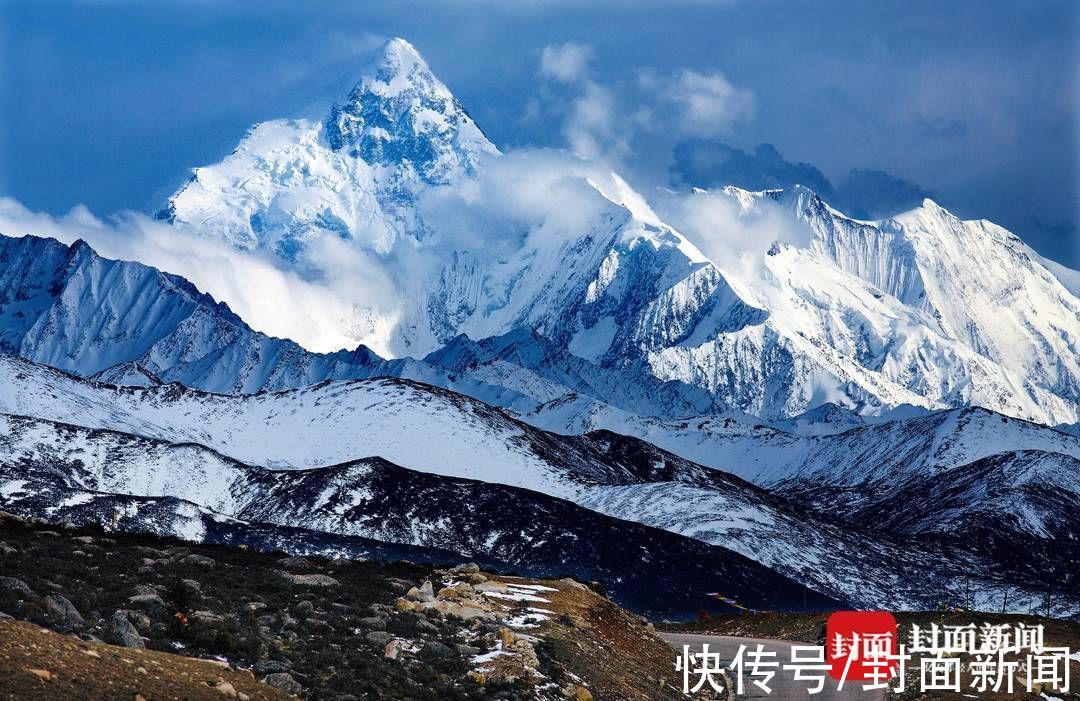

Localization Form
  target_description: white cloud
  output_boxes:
[655,187,812,285]
[0,197,368,354]
[539,42,593,83]
[534,47,754,167]
[644,68,756,137]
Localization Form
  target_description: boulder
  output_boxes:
[357,616,386,631]
[107,610,145,648]
[180,554,216,567]
[0,576,33,598]
[420,641,453,660]
[263,672,303,696]
[127,593,167,615]
[276,556,316,570]
[253,660,293,675]
[451,563,480,575]
[44,594,86,632]
[279,572,340,587]
[384,639,405,660]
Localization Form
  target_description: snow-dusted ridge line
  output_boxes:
[0,411,839,616]
[3,354,1080,611]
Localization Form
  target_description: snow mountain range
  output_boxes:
[0,37,1078,617]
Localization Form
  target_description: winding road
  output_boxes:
[660,633,887,700]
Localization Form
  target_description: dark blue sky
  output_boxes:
[1,0,1077,265]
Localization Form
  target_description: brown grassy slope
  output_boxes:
[0,618,290,701]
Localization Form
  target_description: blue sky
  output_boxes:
[1,0,1077,265]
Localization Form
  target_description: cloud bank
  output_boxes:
[0,198,363,354]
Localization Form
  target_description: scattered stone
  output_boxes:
[0,576,33,598]
[180,554,216,567]
[451,562,480,575]
[44,594,86,632]
[131,584,159,597]
[573,686,594,701]
[212,680,238,698]
[191,610,225,625]
[384,639,405,660]
[421,600,494,621]
[393,598,420,613]
[293,601,314,617]
[243,601,267,612]
[107,610,145,649]
[405,580,435,603]
[254,660,292,675]
[127,593,167,614]
[420,641,452,660]
[263,672,303,696]
[179,579,204,597]
[365,631,391,645]
[276,556,315,570]
[455,643,480,656]
[0,541,16,556]
[302,618,331,633]
[357,616,386,630]
[279,572,340,587]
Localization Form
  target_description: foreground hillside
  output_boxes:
[0,510,699,700]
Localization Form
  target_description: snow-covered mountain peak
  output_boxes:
[324,37,496,184]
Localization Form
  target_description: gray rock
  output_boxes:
[44,594,86,632]
[107,610,145,648]
[263,672,303,696]
[455,644,481,656]
[0,541,16,556]
[180,554,215,567]
[127,593,167,614]
[302,617,331,632]
[131,583,159,597]
[406,580,435,603]
[364,631,391,645]
[293,601,314,617]
[276,556,316,570]
[420,641,453,659]
[0,576,33,598]
[121,609,152,630]
[451,562,480,575]
[279,572,340,587]
[357,616,386,631]
[254,659,293,675]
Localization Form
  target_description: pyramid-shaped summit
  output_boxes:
[162,37,497,258]
[324,37,497,184]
